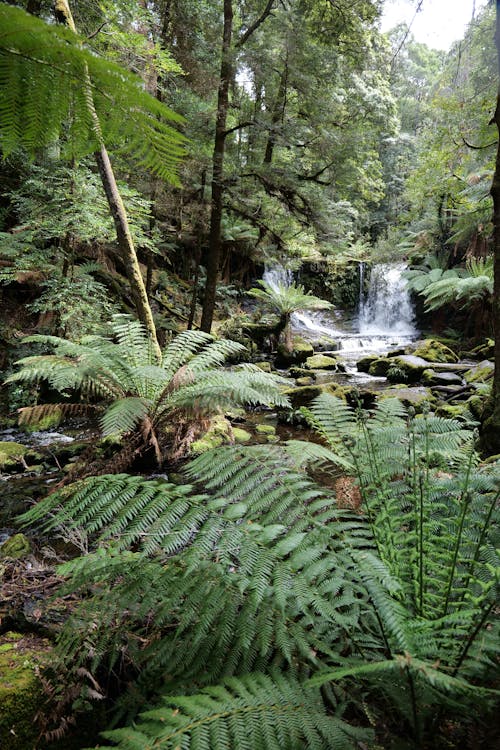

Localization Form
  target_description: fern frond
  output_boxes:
[0,6,185,181]
[98,672,369,750]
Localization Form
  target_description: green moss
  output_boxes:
[296,376,315,386]
[464,361,494,384]
[305,354,338,370]
[254,361,272,373]
[23,407,63,433]
[0,441,29,470]
[435,404,468,419]
[275,338,314,367]
[357,355,379,373]
[368,358,391,377]
[0,533,31,559]
[0,632,50,750]
[232,427,252,443]
[413,339,458,363]
[255,424,276,435]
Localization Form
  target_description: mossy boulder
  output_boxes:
[305,354,339,371]
[0,533,31,559]
[275,338,314,368]
[296,376,315,386]
[255,424,276,436]
[232,427,252,444]
[22,407,63,433]
[254,361,272,373]
[368,358,391,377]
[381,386,435,412]
[190,415,232,454]
[421,369,464,387]
[390,355,430,383]
[357,355,380,373]
[289,366,315,379]
[412,339,458,363]
[463,338,494,360]
[0,632,50,750]
[435,403,470,419]
[464,360,494,384]
[0,442,29,470]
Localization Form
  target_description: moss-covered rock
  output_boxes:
[0,441,29,470]
[0,533,31,559]
[435,403,470,419]
[296,376,315,386]
[23,407,63,433]
[232,427,252,443]
[390,355,430,383]
[357,355,380,373]
[255,424,276,435]
[305,354,339,371]
[0,632,50,750]
[464,360,494,384]
[463,338,494,360]
[275,338,314,368]
[289,366,315,379]
[381,386,434,412]
[412,339,458,363]
[368,358,391,377]
[254,361,272,373]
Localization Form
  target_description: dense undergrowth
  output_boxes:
[16,394,499,750]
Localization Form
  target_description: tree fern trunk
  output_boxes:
[53,0,162,363]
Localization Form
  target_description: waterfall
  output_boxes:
[359,263,417,337]
[258,262,418,359]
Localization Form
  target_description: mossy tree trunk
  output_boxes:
[482,0,500,454]
[53,0,162,362]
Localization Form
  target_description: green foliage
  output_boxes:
[6,316,290,464]
[0,5,185,182]
[301,394,500,743]
[249,279,333,317]
[98,672,360,750]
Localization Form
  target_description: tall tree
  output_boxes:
[482,0,500,454]
[53,0,162,359]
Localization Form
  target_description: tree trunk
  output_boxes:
[54,0,162,362]
[481,0,500,454]
[263,58,288,165]
[200,0,233,333]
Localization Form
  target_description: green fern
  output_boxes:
[6,316,290,467]
[0,5,185,182]
[97,672,368,750]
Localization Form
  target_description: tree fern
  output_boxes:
[6,316,290,467]
[0,5,185,182]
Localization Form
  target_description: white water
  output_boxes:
[262,263,418,359]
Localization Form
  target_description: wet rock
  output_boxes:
[357,355,380,373]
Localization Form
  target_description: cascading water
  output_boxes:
[358,263,416,337]
[260,263,418,361]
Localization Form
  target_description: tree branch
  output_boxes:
[236,0,276,48]
[224,120,254,136]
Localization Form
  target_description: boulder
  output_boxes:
[296,376,315,386]
[464,360,494,384]
[412,339,458,363]
[421,369,464,387]
[275,338,314,368]
[0,442,28,471]
[254,361,272,373]
[368,358,392,377]
[381,386,434,412]
[305,354,339,371]
[357,355,380,373]
[390,355,429,383]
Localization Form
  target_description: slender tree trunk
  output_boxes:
[263,58,288,165]
[200,0,233,333]
[481,0,500,454]
[54,0,162,362]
